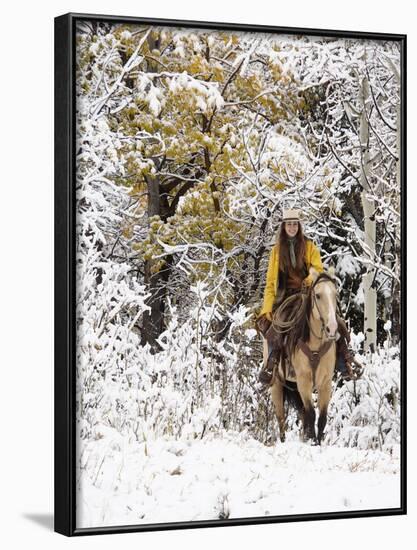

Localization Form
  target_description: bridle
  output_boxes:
[307,275,338,342]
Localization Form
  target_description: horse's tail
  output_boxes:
[283,381,304,415]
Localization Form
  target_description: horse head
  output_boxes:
[308,267,338,341]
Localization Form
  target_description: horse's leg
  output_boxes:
[270,377,286,442]
[296,370,316,443]
[316,378,332,445]
[315,348,336,444]
[317,384,331,445]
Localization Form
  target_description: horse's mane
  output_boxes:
[286,272,337,359]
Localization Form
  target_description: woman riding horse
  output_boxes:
[256,208,363,386]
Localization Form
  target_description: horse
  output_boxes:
[268,269,338,445]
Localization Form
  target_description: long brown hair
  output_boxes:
[275,221,307,272]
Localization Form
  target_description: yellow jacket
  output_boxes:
[259,239,324,316]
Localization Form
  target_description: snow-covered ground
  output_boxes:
[76,428,400,528]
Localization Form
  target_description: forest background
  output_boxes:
[75,22,401,445]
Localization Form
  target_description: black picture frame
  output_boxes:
[54,12,407,537]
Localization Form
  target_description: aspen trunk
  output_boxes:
[360,76,377,353]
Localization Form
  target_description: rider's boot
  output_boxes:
[258,339,279,386]
[258,365,274,385]
[335,334,364,381]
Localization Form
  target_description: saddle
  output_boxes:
[256,289,301,383]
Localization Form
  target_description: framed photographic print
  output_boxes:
[54,12,406,536]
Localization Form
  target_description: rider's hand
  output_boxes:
[265,312,273,321]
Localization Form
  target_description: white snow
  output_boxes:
[76,429,400,528]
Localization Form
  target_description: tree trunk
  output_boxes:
[141,258,172,351]
[141,173,172,351]
[360,75,377,353]
[392,66,402,344]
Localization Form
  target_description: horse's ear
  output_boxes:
[327,265,336,279]
[309,267,319,282]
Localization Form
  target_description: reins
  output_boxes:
[308,289,327,339]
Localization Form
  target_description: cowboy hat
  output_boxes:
[282,208,300,221]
